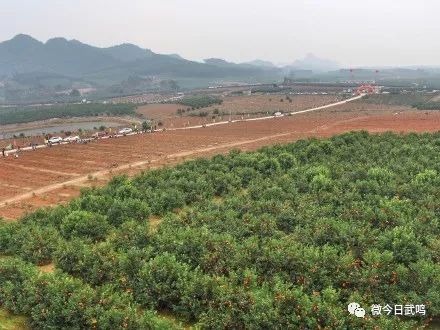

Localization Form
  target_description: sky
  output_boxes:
[1,0,439,67]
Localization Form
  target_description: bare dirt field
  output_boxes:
[136,103,183,118]
[213,94,343,115]
[135,103,207,128]
[1,101,440,220]
[135,95,345,129]
[0,95,345,148]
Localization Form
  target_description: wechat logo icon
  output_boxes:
[348,302,366,318]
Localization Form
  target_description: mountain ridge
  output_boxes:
[0,34,279,83]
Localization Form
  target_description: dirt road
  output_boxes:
[0,131,296,209]
[1,98,439,220]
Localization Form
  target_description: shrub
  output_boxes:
[134,253,190,309]
[60,210,110,242]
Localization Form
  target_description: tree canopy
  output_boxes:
[1,131,439,329]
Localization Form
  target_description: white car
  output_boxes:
[64,135,80,143]
[48,136,63,144]
[118,128,133,135]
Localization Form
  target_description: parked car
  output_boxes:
[48,137,63,144]
[64,135,80,143]
[118,128,133,135]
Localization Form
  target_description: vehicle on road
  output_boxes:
[118,128,133,135]
[48,137,63,144]
[64,135,80,143]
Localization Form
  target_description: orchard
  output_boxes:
[1,131,439,329]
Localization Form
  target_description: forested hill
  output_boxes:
[1,131,439,328]
[0,34,279,82]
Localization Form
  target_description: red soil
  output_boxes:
[1,103,439,220]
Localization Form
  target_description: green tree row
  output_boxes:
[177,95,222,109]
[1,131,440,328]
[0,103,137,125]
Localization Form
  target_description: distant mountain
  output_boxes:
[166,53,185,60]
[242,59,277,68]
[289,53,340,72]
[204,58,280,73]
[0,34,47,74]
[103,43,154,62]
[0,34,119,76]
[203,58,235,66]
[43,38,120,76]
[0,35,280,86]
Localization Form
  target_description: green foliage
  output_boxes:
[70,89,81,97]
[135,253,191,309]
[0,103,137,125]
[106,198,151,226]
[141,120,151,131]
[160,80,180,92]
[60,211,110,242]
[361,93,433,107]
[54,240,119,286]
[0,257,178,329]
[0,257,38,315]
[2,131,440,328]
[177,95,222,109]
[0,222,61,265]
[361,92,440,110]
[107,220,150,251]
[251,86,282,93]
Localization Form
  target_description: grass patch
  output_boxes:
[157,311,194,330]
[38,263,55,274]
[0,309,29,330]
[148,216,163,233]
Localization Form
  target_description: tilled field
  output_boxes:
[1,102,439,220]
[135,95,345,129]
[215,94,343,114]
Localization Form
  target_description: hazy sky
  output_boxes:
[1,0,439,67]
